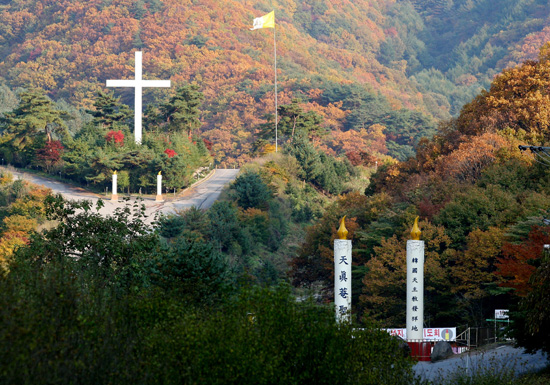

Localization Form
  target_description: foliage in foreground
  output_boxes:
[0,196,417,384]
[0,268,416,384]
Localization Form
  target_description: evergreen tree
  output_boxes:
[160,85,204,137]
[207,201,240,253]
[284,134,322,183]
[233,171,273,210]
[0,89,68,149]
[314,152,344,195]
[277,98,324,140]
[87,91,132,130]
[148,236,231,301]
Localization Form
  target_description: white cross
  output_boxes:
[106,51,171,144]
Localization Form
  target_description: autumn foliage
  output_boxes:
[105,130,124,146]
[0,175,50,273]
[35,140,64,172]
[289,44,550,332]
[164,148,177,158]
[497,226,550,297]
[5,0,548,164]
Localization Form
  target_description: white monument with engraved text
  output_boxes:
[407,217,424,341]
[334,216,352,323]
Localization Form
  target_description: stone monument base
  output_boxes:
[111,194,119,201]
[155,194,164,202]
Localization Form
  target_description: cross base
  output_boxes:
[155,194,164,202]
[111,194,119,202]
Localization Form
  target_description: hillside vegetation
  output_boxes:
[2,0,550,376]
[292,46,550,356]
[1,0,550,163]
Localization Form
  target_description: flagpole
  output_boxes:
[273,16,278,153]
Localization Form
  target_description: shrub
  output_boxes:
[233,171,273,210]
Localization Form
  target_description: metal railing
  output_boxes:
[456,327,498,350]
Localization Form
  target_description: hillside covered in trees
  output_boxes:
[3,0,550,375]
[1,0,550,163]
[291,45,550,354]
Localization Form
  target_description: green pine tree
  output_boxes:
[0,89,69,149]
[277,98,325,140]
[87,91,132,130]
[160,84,204,137]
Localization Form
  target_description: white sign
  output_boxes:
[495,309,509,320]
[385,327,457,342]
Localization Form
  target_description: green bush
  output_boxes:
[233,171,273,210]
[147,236,232,302]
[0,261,418,385]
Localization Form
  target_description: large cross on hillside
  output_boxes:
[107,51,171,144]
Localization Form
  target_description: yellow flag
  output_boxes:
[250,11,275,30]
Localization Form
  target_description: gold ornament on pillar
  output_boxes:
[411,216,421,240]
[337,216,348,240]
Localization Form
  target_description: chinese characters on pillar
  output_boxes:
[334,239,352,323]
[406,240,424,340]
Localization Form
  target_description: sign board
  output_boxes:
[385,327,456,341]
[495,309,509,320]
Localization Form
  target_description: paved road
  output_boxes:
[414,345,548,382]
[2,167,240,224]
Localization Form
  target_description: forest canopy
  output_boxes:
[1,0,550,163]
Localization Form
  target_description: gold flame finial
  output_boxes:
[158,171,162,175]
[113,170,117,175]
[337,216,348,240]
[411,216,421,240]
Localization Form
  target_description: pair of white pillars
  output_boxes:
[111,171,163,202]
[334,216,425,338]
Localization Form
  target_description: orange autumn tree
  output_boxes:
[450,227,506,299]
[0,215,38,273]
[0,177,50,273]
[496,226,550,296]
[437,132,509,182]
[360,220,455,327]
[457,46,550,142]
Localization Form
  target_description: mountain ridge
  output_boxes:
[1,0,549,162]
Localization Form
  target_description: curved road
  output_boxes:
[2,167,240,223]
[414,345,548,381]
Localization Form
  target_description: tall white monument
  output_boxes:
[111,171,118,201]
[406,216,424,341]
[334,216,352,323]
[107,51,171,144]
[156,171,164,202]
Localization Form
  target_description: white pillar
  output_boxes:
[406,239,424,341]
[111,172,118,201]
[334,217,352,323]
[156,172,163,202]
